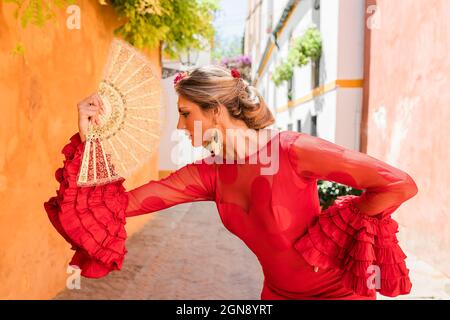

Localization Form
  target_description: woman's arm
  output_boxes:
[125,161,216,217]
[286,132,417,297]
[77,92,105,143]
[287,132,418,216]
[44,132,216,278]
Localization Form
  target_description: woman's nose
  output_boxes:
[176,117,184,130]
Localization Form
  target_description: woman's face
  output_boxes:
[176,95,215,147]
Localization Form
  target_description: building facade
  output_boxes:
[246,0,450,280]
[245,0,365,151]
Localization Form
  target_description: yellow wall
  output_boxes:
[0,1,162,299]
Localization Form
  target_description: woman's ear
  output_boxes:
[213,104,221,115]
[212,104,222,123]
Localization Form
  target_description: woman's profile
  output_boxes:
[44,64,418,300]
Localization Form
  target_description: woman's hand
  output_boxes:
[77,92,105,142]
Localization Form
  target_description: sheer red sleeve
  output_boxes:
[44,132,215,279]
[124,157,216,218]
[286,132,418,297]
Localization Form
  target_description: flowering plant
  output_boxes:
[219,55,251,82]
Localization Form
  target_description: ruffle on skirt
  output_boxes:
[293,195,412,297]
[44,133,129,278]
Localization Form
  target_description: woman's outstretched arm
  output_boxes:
[125,160,216,217]
[287,132,418,216]
[44,131,216,278]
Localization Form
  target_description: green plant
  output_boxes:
[271,61,293,86]
[5,0,76,56]
[272,26,322,87]
[287,90,293,101]
[317,180,363,211]
[108,0,220,58]
[298,27,322,61]
[11,42,26,56]
[5,0,219,60]
[5,0,76,28]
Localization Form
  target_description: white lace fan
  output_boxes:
[77,38,164,187]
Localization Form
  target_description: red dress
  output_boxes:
[44,129,418,300]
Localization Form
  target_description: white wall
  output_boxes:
[336,89,363,149]
[320,0,340,84]
[337,0,365,79]
[249,0,365,150]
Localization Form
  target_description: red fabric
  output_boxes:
[293,195,412,297]
[44,130,418,299]
[44,133,128,278]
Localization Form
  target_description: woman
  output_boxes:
[44,65,418,300]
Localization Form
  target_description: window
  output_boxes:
[311,115,317,136]
[297,119,302,132]
[314,0,320,10]
[312,0,321,88]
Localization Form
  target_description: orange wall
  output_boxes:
[0,1,162,299]
[362,0,449,276]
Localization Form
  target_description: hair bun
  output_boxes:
[174,64,274,130]
[246,85,260,104]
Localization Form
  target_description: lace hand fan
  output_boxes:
[77,38,164,187]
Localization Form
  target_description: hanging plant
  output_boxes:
[298,27,322,63]
[108,0,220,59]
[272,26,322,87]
[5,0,77,55]
[272,61,294,86]
[5,0,220,60]
[4,0,76,28]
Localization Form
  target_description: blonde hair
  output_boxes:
[174,65,275,130]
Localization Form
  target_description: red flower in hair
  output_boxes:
[174,71,188,85]
[231,68,241,79]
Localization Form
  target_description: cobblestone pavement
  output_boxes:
[54,202,264,300]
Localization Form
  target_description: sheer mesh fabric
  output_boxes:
[121,130,417,298]
[45,130,418,298]
[125,160,216,217]
[286,132,418,217]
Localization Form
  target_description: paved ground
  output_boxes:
[378,249,450,300]
[54,202,264,300]
[54,202,449,300]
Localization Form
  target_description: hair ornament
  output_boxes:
[174,71,188,86]
[231,68,241,79]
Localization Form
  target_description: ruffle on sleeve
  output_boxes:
[44,133,129,278]
[293,194,412,297]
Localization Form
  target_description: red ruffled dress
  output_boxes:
[44,129,418,299]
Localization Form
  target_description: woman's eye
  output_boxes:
[182,112,189,117]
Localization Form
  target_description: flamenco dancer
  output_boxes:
[44,65,418,300]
